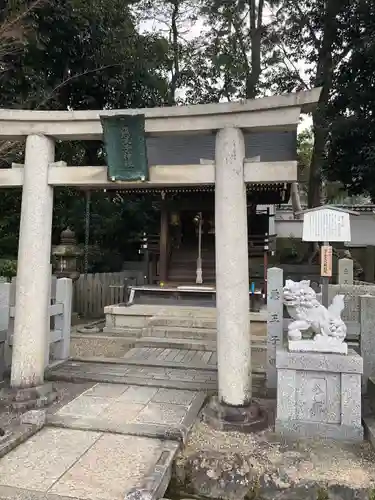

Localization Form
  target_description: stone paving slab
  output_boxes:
[47,383,206,441]
[0,428,178,500]
[46,358,266,396]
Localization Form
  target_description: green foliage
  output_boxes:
[186,0,283,102]
[0,189,21,258]
[0,259,17,279]
[326,1,375,201]
[0,0,169,271]
[0,0,169,111]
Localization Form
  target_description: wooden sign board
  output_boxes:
[321,245,333,277]
[302,208,351,242]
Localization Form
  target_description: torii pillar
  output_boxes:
[2,134,57,408]
[203,127,267,431]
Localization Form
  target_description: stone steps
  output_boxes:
[138,336,266,353]
[137,337,217,351]
[148,316,217,329]
[144,325,266,341]
[46,360,267,397]
[144,326,216,340]
[146,315,266,336]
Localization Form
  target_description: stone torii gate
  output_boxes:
[0,89,320,427]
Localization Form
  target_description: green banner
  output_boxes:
[100,114,149,182]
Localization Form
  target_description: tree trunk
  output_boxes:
[290,182,303,216]
[246,0,263,99]
[307,0,337,208]
[168,0,180,105]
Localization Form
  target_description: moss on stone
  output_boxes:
[316,487,329,500]
[244,478,262,500]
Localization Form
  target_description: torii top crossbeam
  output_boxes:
[0,88,320,140]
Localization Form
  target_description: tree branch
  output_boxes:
[36,63,123,109]
[0,0,44,38]
[257,0,265,29]
[276,38,310,90]
[289,0,320,51]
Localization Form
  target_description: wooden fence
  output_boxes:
[73,263,343,318]
[74,272,128,318]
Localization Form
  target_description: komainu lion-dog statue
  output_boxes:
[283,279,347,354]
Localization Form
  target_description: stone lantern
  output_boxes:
[52,228,83,282]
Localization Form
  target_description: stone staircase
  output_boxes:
[71,306,267,376]
[168,246,215,284]
[139,311,267,354]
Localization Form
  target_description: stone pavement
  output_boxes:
[0,346,266,500]
[48,383,205,441]
[0,380,208,499]
[0,428,177,500]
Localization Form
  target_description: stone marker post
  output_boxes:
[266,267,284,391]
[338,258,354,285]
[203,127,267,432]
[360,294,375,392]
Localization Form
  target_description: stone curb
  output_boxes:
[45,371,218,393]
[0,409,46,459]
[47,415,185,441]
[125,441,180,500]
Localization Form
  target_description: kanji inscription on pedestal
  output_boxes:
[267,267,283,390]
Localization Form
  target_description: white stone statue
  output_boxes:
[283,279,348,354]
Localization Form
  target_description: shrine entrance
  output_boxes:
[0,88,319,412]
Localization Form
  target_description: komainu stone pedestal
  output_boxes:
[275,348,363,441]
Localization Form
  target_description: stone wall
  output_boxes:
[328,284,375,323]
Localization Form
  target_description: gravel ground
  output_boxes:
[178,420,375,490]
